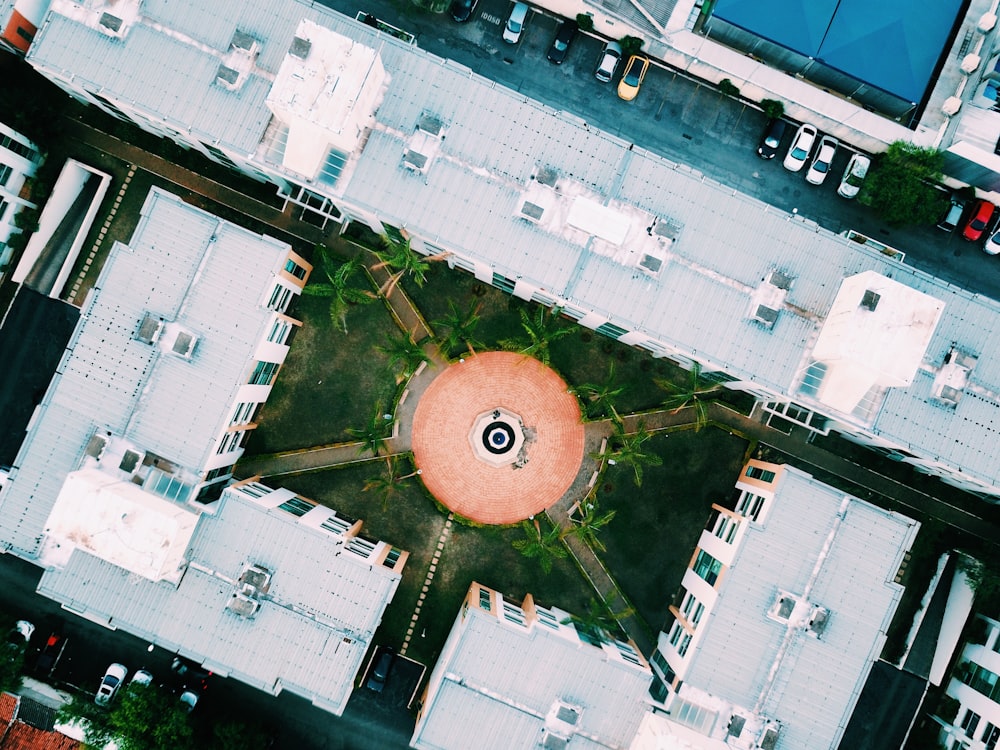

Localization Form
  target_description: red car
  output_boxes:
[962,199,997,241]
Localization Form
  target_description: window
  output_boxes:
[961,709,981,738]
[678,633,692,657]
[216,431,243,455]
[249,361,280,386]
[0,164,10,186]
[982,722,1000,750]
[693,549,722,586]
[745,465,776,482]
[712,512,740,543]
[205,465,233,482]
[0,199,7,222]
[690,602,705,628]
[236,482,271,499]
[491,272,515,294]
[278,496,314,517]
[668,622,684,647]
[503,602,526,626]
[267,319,292,345]
[478,587,492,611]
[962,664,1000,701]
[536,608,559,629]
[267,283,293,312]
[383,547,402,568]
[651,649,669,674]
[231,402,257,425]
[284,259,307,280]
[595,322,628,339]
[736,491,766,522]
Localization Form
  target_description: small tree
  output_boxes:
[718,78,740,97]
[576,13,594,32]
[499,306,572,366]
[378,332,429,378]
[598,419,663,487]
[372,236,449,298]
[572,362,627,421]
[347,402,393,457]
[571,500,617,552]
[433,299,484,358]
[301,247,375,333]
[859,141,949,227]
[760,98,784,119]
[619,35,643,58]
[655,362,723,430]
[560,595,634,646]
[363,455,420,508]
[512,519,568,574]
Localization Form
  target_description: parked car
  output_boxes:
[837,153,871,198]
[962,199,997,241]
[937,195,967,232]
[11,621,33,643]
[33,627,66,677]
[130,669,153,688]
[594,40,622,83]
[449,0,478,22]
[782,123,817,172]
[171,656,211,686]
[805,135,838,185]
[502,2,529,43]
[985,225,1000,254]
[756,118,787,159]
[617,55,649,101]
[179,690,198,713]
[95,663,127,706]
[365,648,394,693]
[546,20,577,64]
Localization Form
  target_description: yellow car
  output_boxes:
[617,54,649,101]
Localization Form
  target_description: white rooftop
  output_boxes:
[24,0,1000,495]
[0,187,291,557]
[675,467,919,749]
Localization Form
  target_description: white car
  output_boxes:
[595,41,622,83]
[95,663,128,706]
[502,2,528,43]
[837,153,870,198]
[179,690,198,713]
[805,135,838,185]
[782,124,817,172]
[985,226,1000,255]
[130,669,153,688]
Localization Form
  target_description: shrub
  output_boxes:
[619,35,643,58]
[576,13,594,32]
[718,78,740,97]
[760,98,784,119]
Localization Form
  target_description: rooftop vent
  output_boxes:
[750,270,793,328]
[98,13,123,33]
[136,313,163,344]
[727,715,746,738]
[521,201,546,222]
[758,723,780,750]
[119,449,144,474]
[226,563,271,618]
[84,432,109,460]
[216,65,241,88]
[932,347,978,408]
[401,113,446,174]
[417,114,444,137]
[555,705,580,725]
[807,605,830,637]
[534,167,559,188]
[289,36,312,59]
[171,331,197,358]
[542,734,569,749]
[230,30,256,52]
[639,254,663,275]
[860,289,881,311]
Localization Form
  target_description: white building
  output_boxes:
[21,0,1000,501]
[0,120,41,271]
[935,614,1000,750]
[0,187,407,713]
[411,581,652,749]
[634,460,919,750]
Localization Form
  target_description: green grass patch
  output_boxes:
[246,291,402,454]
[596,426,749,632]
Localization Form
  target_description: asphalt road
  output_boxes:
[326,0,1000,303]
[0,555,414,749]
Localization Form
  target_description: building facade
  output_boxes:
[0,120,41,272]
[936,615,1000,750]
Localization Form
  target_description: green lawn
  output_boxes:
[245,291,402,454]
[596,426,750,633]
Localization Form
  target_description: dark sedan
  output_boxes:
[449,0,478,22]
[756,118,787,159]
[546,20,577,64]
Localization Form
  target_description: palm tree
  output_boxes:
[570,501,617,552]
[377,331,430,378]
[655,362,723,431]
[347,403,394,457]
[560,595,635,646]
[597,419,663,487]
[512,518,568,574]
[300,248,375,333]
[433,299,483,357]
[363,455,420,508]
[499,306,572,366]
[371,236,449,298]
[572,362,627,421]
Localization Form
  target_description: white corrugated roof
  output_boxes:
[37,486,400,714]
[682,467,919,749]
[25,0,1000,495]
[412,601,651,749]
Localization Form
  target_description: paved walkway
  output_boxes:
[62,118,1000,660]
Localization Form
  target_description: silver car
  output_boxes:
[837,153,870,198]
[782,123,817,172]
[805,135,838,185]
[595,41,622,83]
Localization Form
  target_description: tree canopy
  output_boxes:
[859,141,949,227]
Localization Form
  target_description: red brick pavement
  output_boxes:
[411,352,584,525]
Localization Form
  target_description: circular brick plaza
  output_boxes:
[411,351,584,524]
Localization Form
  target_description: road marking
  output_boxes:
[481,12,502,25]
